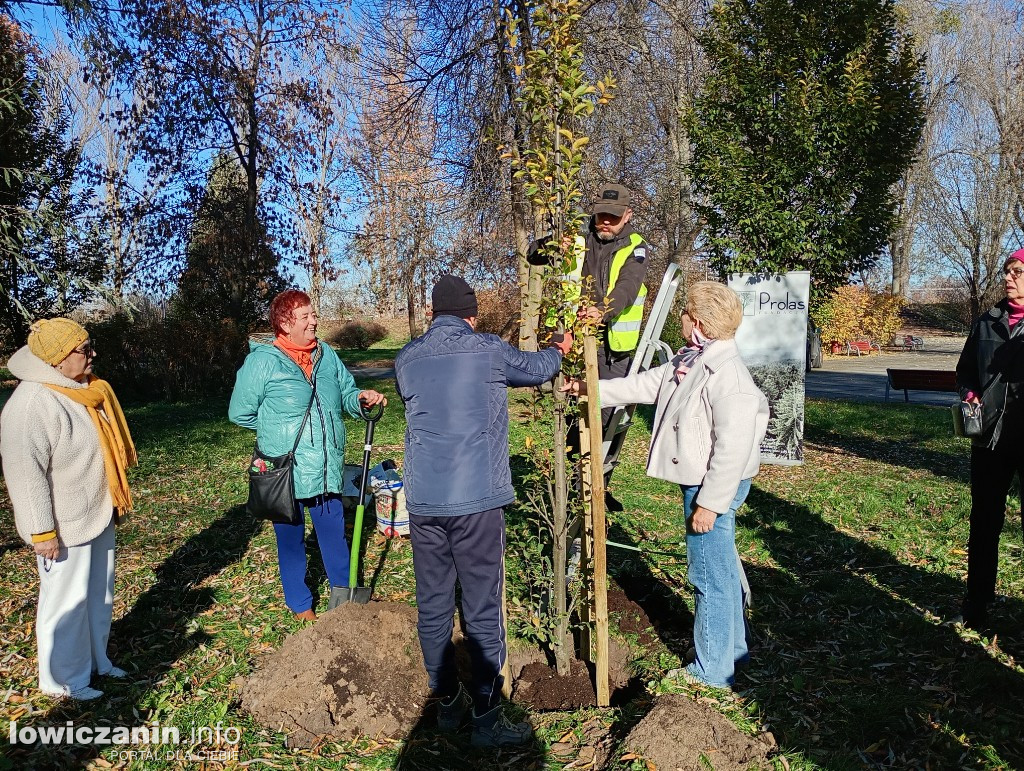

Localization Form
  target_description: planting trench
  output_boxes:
[238,596,776,768]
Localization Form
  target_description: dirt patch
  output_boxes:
[513,659,596,710]
[623,693,776,770]
[511,638,637,710]
[608,578,691,650]
[237,601,429,747]
[607,586,660,647]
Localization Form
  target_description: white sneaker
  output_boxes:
[69,686,104,701]
[99,666,128,678]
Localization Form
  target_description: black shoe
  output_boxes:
[436,684,471,732]
[952,599,988,631]
[470,705,531,747]
[604,491,624,512]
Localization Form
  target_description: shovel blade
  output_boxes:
[349,586,372,604]
[327,585,372,609]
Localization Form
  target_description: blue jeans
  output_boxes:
[273,494,350,613]
[683,479,751,687]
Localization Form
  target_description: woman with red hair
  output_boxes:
[229,290,386,620]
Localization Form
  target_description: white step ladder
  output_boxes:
[600,262,683,474]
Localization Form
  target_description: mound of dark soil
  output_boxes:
[511,638,636,710]
[237,601,429,747]
[238,599,769,768]
[623,693,776,770]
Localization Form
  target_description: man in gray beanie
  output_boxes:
[395,275,572,746]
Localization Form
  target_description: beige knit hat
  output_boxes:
[28,318,89,365]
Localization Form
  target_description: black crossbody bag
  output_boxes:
[246,389,316,525]
[953,316,1024,439]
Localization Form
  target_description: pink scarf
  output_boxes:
[674,326,714,383]
[1009,300,1024,329]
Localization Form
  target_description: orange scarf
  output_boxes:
[45,376,138,512]
[274,335,317,378]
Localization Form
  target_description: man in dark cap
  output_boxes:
[395,275,572,747]
[528,182,650,509]
[530,182,649,372]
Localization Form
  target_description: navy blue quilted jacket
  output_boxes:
[395,315,564,516]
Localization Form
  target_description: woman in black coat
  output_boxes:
[955,247,1024,630]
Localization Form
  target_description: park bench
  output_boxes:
[885,368,958,402]
[844,340,881,356]
[889,334,924,352]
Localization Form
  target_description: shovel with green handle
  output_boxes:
[328,401,384,608]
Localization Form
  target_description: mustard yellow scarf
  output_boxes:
[45,376,138,512]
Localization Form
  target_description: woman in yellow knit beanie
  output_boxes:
[1,318,137,700]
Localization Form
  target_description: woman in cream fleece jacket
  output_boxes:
[1,319,135,700]
[566,282,768,688]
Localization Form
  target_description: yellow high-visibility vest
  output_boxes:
[547,232,647,352]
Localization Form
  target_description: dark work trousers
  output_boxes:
[566,343,633,490]
[597,343,632,430]
[967,435,1024,610]
[410,507,507,714]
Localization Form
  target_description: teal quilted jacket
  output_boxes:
[228,336,364,499]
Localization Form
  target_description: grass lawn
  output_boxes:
[0,373,1022,769]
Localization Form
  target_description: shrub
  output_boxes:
[813,285,869,344]
[862,291,906,343]
[475,287,521,342]
[89,306,250,402]
[326,320,388,350]
[812,285,904,346]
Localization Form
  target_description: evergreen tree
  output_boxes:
[0,15,104,350]
[690,0,925,306]
[174,153,285,329]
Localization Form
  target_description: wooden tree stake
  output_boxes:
[578,371,594,661]
[583,333,610,706]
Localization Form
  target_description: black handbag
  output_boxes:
[951,400,983,438]
[246,390,316,524]
[953,314,1024,439]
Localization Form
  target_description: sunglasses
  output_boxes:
[72,343,95,357]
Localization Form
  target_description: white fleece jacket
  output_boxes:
[1,346,112,547]
[600,338,769,514]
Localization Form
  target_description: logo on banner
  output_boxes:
[737,291,756,316]
[740,291,807,315]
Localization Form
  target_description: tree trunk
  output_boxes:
[551,391,571,675]
[890,236,911,298]
[405,269,419,340]
[513,170,540,352]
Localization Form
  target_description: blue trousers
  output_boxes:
[410,507,506,713]
[273,494,350,614]
[683,479,752,687]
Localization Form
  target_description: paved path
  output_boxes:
[805,335,965,406]
[349,366,395,380]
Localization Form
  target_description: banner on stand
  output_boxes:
[726,272,810,466]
